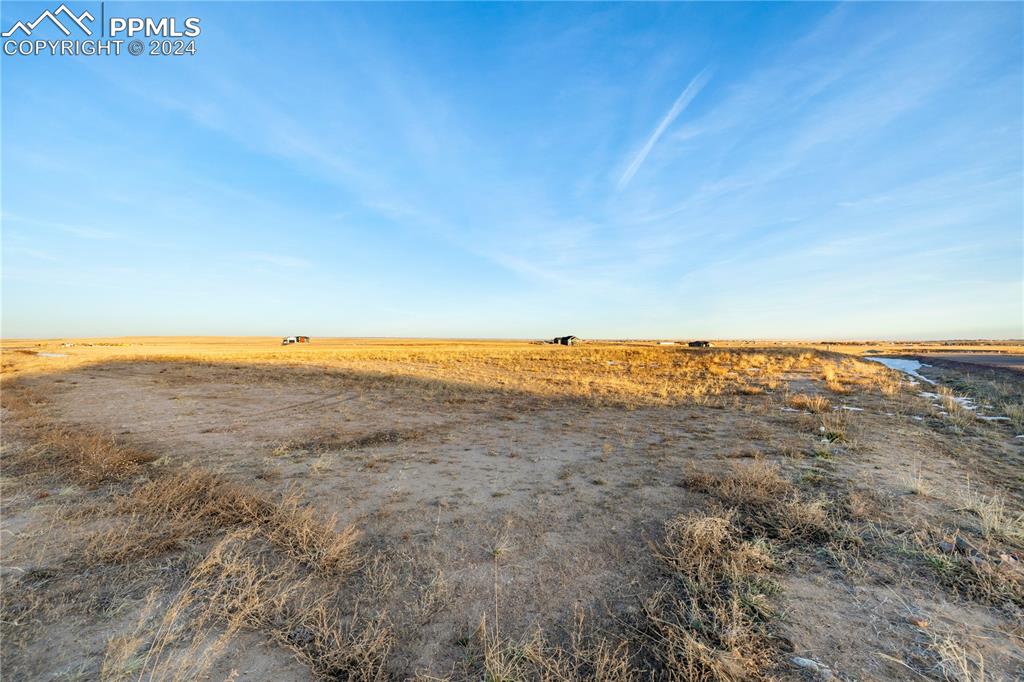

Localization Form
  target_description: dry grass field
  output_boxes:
[1,338,1022,680]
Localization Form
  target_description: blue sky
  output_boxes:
[2,2,1021,339]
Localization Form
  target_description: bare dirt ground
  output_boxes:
[1,339,1022,680]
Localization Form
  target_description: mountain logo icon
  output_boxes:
[2,4,94,37]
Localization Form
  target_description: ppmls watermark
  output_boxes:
[2,3,201,57]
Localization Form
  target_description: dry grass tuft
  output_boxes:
[920,531,1024,608]
[655,511,774,588]
[99,470,361,575]
[298,428,419,453]
[683,462,833,542]
[644,510,777,681]
[819,411,849,443]
[787,393,831,414]
[956,485,1024,545]
[929,634,986,681]
[37,429,156,485]
[1001,402,1024,432]
[822,366,850,394]
[471,511,783,682]
[1,383,155,485]
[103,532,391,681]
[901,467,933,497]
[474,611,636,682]
[937,386,976,430]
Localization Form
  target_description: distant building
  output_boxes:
[658,341,676,346]
[688,340,712,348]
[282,336,311,345]
[552,335,579,346]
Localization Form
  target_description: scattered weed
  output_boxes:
[787,394,831,414]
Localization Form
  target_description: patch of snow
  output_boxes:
[978,416,1010,422]
[865,357,935,384]
[36,352,67,357]
[780,407,799,413]
[919,391,976,410]
[835,405,864,412]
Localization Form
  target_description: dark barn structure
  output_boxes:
[688,340,712,348]
[552,335,579,346]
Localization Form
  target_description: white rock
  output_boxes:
[792,656,834,680]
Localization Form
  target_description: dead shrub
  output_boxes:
[655,511,773,582]
[644,511,777,681]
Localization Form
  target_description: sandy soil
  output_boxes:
[2,341,1022,680]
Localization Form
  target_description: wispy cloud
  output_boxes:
[6,217,118,241]
[59,224,116,240]
[238,252,312,269]
[617,69,710,190]
[5,246,59,262]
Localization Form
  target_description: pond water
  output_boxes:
[864,357,935,384]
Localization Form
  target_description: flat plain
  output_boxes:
[1,338,1022,680]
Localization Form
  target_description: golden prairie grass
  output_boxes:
[3,340,902,407]
[822,366,850,394]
